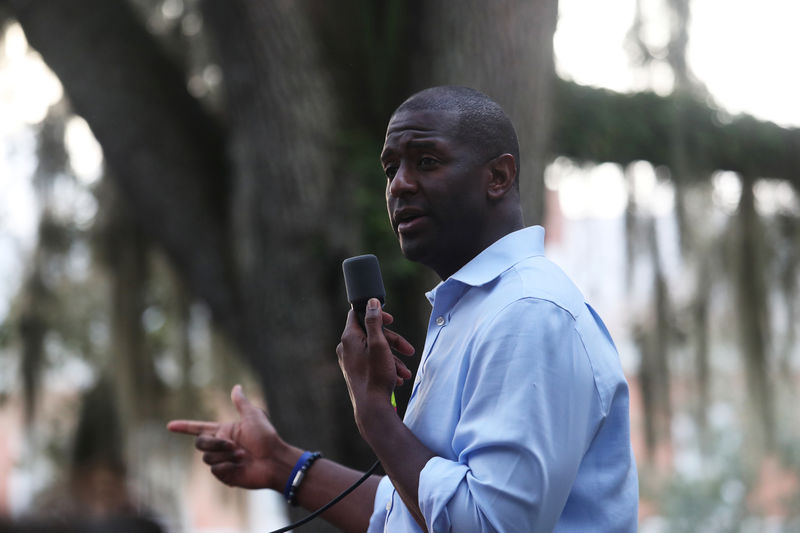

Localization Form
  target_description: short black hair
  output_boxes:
[393,86,520,181]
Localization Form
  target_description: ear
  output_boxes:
[486,153,517,201]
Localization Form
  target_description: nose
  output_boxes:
[387,162,418,197]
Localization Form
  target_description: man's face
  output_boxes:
[381,109,491,279]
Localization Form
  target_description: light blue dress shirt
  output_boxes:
[367,226,638,532]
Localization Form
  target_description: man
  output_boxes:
[168,86,639,532]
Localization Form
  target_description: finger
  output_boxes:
[210,462,240,485]
[195,435,235,452]
[394,357,411,386]
[384,328,415,356]
[345,308,360,330]
[203,450,243,466]
[381,310,395,326]
[364,298,385,340]
[167,420,220,436]
[394,356,412,381]
[231,384,254,416]
[341,308,365,342]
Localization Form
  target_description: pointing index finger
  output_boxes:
[167,419,220,436]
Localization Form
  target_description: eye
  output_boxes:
[418,157,438,170]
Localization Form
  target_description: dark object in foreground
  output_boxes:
[0,516,163,533]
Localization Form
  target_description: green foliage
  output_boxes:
[553,79,800,185]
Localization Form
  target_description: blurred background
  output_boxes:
[1,0,798,531]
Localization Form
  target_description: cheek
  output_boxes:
[385,192,398,231]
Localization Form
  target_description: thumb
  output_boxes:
[364,298,383,337]
[231,384,253,415]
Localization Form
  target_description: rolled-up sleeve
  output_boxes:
[367,475,394,532]
[415,300,601,532]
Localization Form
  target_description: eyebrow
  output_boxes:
[407,140,437,150]
[381,140,439,162]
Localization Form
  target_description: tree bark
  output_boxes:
[415,0,559,226]
[199,0,359,470]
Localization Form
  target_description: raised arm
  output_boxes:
[337,299,432,531]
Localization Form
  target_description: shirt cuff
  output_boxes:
[418,455,470,531]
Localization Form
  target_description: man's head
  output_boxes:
[381,86,524,279]
[392,87,521,186]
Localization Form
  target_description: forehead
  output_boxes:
[382,109,461,154]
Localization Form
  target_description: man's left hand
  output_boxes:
[336,299,414,430]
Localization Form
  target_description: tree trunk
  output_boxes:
[9,0,242,344]
[198,0,360,472]
[415,0,559,226]
[735,176,774,449]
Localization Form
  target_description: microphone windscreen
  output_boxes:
[342,254,386,307]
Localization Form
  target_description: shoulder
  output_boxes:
[451,255,587,348]
[483,255,586,321]
[472,296,581,357]
[467,259,627,410]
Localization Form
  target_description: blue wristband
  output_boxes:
[283,451,322,506]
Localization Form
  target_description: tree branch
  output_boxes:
[553,79,800,186]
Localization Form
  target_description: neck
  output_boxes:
[433,218,525,280]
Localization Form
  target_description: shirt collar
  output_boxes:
[426,226,546,303]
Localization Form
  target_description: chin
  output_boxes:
[398,238,433,265]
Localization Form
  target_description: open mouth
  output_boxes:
[394,208,428,233]
[396,214,428,234]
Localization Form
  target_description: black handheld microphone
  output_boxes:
[342,254,386,332]
[342,254,398,413]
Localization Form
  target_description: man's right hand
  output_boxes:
[168,383,383,533]
[167,384,295,490]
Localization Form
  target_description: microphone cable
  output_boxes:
[267,459,381,533]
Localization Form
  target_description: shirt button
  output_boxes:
[386,500,392,511]
[436,316,445,326]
